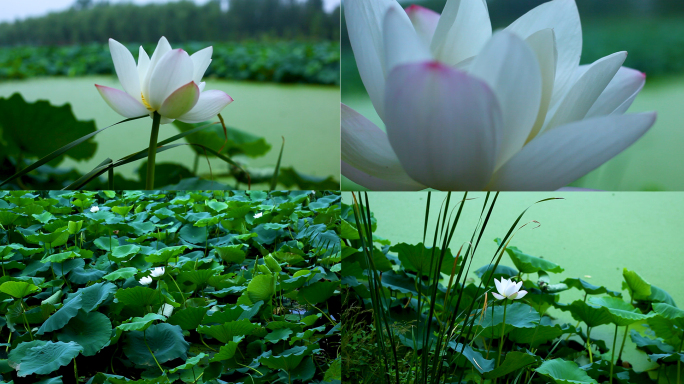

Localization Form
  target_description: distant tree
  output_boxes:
[73,0,93,10]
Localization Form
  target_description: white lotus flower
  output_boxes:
[150,267,165,277]
[254,212,263,219]
[90,206,99,213]
[157,303,174,318]
[342,0,656,191]
[96,37,234,124]
[139,276,153,286]
[492,278,528,300]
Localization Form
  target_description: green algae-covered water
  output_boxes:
[341,75,684,191]
[0,76,340,185]
[342,191,684,371]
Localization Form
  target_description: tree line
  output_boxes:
[0,0,340,46]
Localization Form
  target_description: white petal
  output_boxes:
[491,292,505,300]
[515,290,528,299]
[469,31,542,169]
[177,90,233,124]
[504,280,518,297]
[430,0,492,66]
[199,82,206,92]
[95,84,149,118]
[159,81,200,119]
[383,6,432,74]
[342,161,426,191]
[191,46,213,84]
[489,112,657,191]
[137,46,150,86]
[109,39,140,99]
[505,0,582,109]
[148,49,195,110]
[585,66,645,118]
[344,0,406,121]
[142,36,173,101]
[341,104,425,189]
[405,5,440,47]
[524,28,557,143]
[384,62,502,190]
[545,52,627,130]
[494,277,504,295]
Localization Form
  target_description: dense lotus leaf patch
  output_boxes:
[535,359,598,384]
[0,190,339,382]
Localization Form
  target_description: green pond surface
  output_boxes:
[341,75,684,191]
[342,191,684,371]
[0,76,340,187]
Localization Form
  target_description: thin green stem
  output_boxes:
[677,336,683,384]
[168,271,185,309]
[74,358,78,383]
[145,112,162,190]
[610,324,618,384]
[617,324,629,363]
[587,327,594,363]
[497,299,509,370]
[20,301,33,340]
[143,330,167,381]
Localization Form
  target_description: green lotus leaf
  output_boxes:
[37,295,83,335]
[202,301,263,325]
[26,231,69,247]
[110,245,141,261]
[197,319,258,343]
[213,245,245,264]
[32,211,53,224]
[17,341,83,377]
[123,323,189,366]
[623,268,651,300]
[648,315,683,347]
[496,240,564,274]
[52,258,84,277]
[484,351,538,379]
[145,246,188,263]
[111,206,133,217]
[630,329,675,354]
[67,221,83,235]
[259,344,319,372]
[290,325,325,345]
[265,328,293,344]
[0,211,20,226]
[68,267,106,284]
[557,300,613,328]
[93,237,117,251]
[79,282,117,312]
[180,269,216,286]
[116,286,162,308]
[652,303,684,323]
[118,313,167,332]
[208,340,242,363]
[0,281,41,298]
[648,285,676,306]
[167,307,208,331]
[389,242,459,276]
[169,352,207,374]
[41,251,77,264]
[588,296,656,326]
[207,200,228,213]
[57,311,112,356]
[194,216,221,227]
[7,340,48,370]
[296,281,338,305]
[470,302,541,338]
[561,278,621,297]
[246,274,275,304]
[103,267,138,282]
[179,224,208,244]
[535,359,598,384]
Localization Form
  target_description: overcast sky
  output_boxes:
[0,0,341,23]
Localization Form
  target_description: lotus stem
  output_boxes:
[168,272,185,309]
[19,301,33,340]
[617,324,629,363]
[74,358,78,383]
[677,336,683,384]
[143,330,167,381]
[145,111,162,190]
[587,326,594,363]
[497,299,509,370]
[610,324,618,384]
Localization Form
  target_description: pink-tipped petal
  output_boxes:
[191,46,213,84]
[491,292,505,300]
[490,112,657,190]
[430,0,492,66]
[109,39,140,99]
[342,104,426,190]
[342,161,426,191]
[405,5,440,47]
[148,49,195,110]
[505,0,582,108]
[515,290,528,299]
[383,6,432,74]
[177,90,233,124]
[470,31,543,169]
[384,61,502,190]
[586,66,646,118]
[159,81,200,119]
[95,84,149,118]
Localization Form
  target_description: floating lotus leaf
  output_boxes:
[17,341,83,377]
[197,319,258,343]
[167,307,208,330]
[57,311,112,356]
[118,313,167,332]
[103,267,138,282]
[79,282,117,312]
[37,295,83,335]
[561,278,621,297]
[41,251,77,264]
[535,359,598,384]
[145,246,188,263]
[110,245,141,261]
[123,323,189,366]
[7,340,47,370]
[115,286,162,308]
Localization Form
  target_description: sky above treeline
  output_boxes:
[0,0,342,23]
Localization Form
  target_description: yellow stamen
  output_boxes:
[141,93,155,112]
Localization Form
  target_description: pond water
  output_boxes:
[342,75,684,191]
[342,191,684,371]
[0,76,340,187]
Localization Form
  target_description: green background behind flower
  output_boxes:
[341,0,684,191]
[0,0,340,190]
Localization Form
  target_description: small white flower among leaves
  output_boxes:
[254,212,263,219]
[157,303,174,318]
[492,277,528,300]
[90,206,100,213]
[139,276,153,286]
[150,267,165,278]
